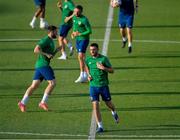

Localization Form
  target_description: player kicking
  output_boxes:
[85,43,119,133]
[57,0,75,60]
[70,5,92,83]
[18,26,61,112]
[30,0,48,29]
[111,0,138,53]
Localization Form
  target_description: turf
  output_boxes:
[0,0,180,139]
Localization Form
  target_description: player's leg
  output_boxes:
[30,0,43,28]
[119,12,127,48]
[39,79,56,111]
[92,101,104,133]
[39,5,48,29]
[57,25,73,59]
[75,40,89,83]
[63,38,74,56]
[127,27,133,53]
[101,86,119,123]
[18,80,41,112]
[105,101,119,123]
[57,25,67,60]
[57,36,67,60]
[120,28,127,48]
[90,86,104,133]
[38,66,56,111]
[126,14,134,53]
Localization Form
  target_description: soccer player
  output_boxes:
[85,43,119,133]
[57,0,75,60]
[18,25,61,112]
[111,0,138,53]
[30,0,48,29]
[70,5,92,83]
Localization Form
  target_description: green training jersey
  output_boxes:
[73,15,92,40]
[35,36,55,68]
[61,0,75,26]
[85,54,112,87]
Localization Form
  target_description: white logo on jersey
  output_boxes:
[78,21,82,25]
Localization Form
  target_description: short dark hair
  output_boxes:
[76,5,83,12]
[90,43,99,49]
[47,25,57,31]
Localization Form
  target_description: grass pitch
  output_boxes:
[0,0,180,139]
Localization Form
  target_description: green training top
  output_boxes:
[85,54,112,87]
[61,0,75,26]
[73,15,92,40]
[35,36,55,68]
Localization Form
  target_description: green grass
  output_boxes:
[0,0,180,139]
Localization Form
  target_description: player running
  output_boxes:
[18,25,61,112]
[85,43,119,133]
[57,0,75,60]
[70,5,92,83]
[111,0,138,53]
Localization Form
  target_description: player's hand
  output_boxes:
[57,1,62,8]
[71,31,80,38]
[96,62,105,70]
[111,0,120,8]
[88,75,92,81]
[46,54,53,59]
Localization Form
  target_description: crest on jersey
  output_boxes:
[64,5,68,9]
[78,21,82,25]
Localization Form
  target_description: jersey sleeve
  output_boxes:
[68,2,75,11]
[80,18,92,36]
[37,39,46,49]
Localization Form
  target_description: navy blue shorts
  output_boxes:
[59,25,72,38]
[34,0,46,6]
[33,66,55,81]
[89,86,111,102]
[76,39,89,53]
[118,12,134,28]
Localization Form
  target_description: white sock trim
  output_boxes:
[97,121,103,128]
[21,95,29,105]
[41,93,49,103]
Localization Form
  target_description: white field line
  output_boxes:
[88,111,97,140]
[0,38,180,44]
[1,131,180,139]
[101,5,114,56]
[88,3,114,140]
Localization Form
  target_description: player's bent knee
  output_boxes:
[48,80,56,88]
